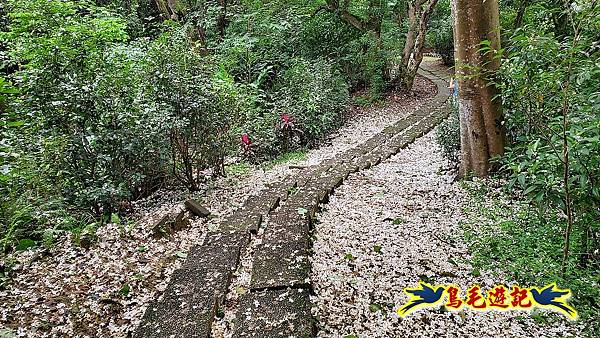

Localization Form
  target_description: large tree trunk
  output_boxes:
[453,0,504,177]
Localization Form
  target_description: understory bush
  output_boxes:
[238,57,350,159]
[0,0,253,247]
[146,28,250,189]
[462,183,599,332]
[3,0,159,217]
[273,58,349,145]
[497,1,599,275]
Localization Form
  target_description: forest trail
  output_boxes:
[310,129,578,337]
[135,63,452,337]
[3,0,596,336]
[0,64,444,338]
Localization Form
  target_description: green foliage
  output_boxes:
[3,0,152,217]
[225,162,252,176]
[462,183,599,332]
[427,0,454,65]
[497,0,599,273]
[299,11,382,92]
[263,149,308,170]
[146,28,249,189]
[274,58,349,143]
[218,2,304,86]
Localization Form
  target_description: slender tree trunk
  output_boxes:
[217,0,228,39]
[404,0,438,89]
[453,0,504,177]
[513,0,530,29]
[400,0,439,89]
[402,2,418,67]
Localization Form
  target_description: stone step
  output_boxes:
[221,211,262,233]
[233,288,313,338]
[250,210,311,290]
[135,231,249,338]
[134,268,228,338]
[184,199,211,217]
[183,231,249,271]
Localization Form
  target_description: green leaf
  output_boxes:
[517,174,526,188]
[523,185,537,195]
[111,213,121,224]
[15,239,36,251]
[5,121,24,127]
[297,207,308,216]
[344,252,356,261]
[392,218,404,225]
[373,245,382,254]
[369,303,381,312]
[175,251,187,258]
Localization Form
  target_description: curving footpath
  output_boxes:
[135,65,451,338]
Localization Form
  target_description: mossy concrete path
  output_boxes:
[135,65,451,338]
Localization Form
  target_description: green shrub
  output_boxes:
[427,0,454,65]
[483,4,600,330]
[497,4,599,268]
[428,26,454,65]
[273,58,349,145]
[3,0,156,216]
[462,183,599,331]
[238,57,349,158]
[298,11,369,88]
[145,28,250,189]
[218,3,302,87]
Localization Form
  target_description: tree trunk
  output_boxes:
[400,0,439,90]
[453,0,504,177]
[513,0,530,29]
[217,0,228,39]
[402,2,418,67]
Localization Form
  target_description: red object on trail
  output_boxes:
[281,113,291,124]
[241,134,251,146]
[241,133,254,154]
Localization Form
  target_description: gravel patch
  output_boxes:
[311,130,582,337]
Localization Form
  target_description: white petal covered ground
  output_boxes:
[0,77,435,337]
[311,130,581,338]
